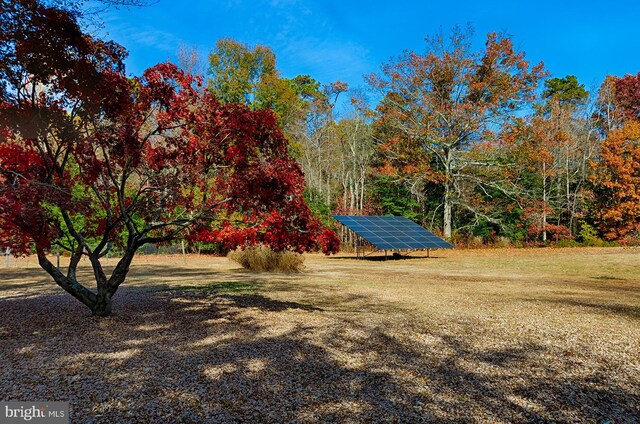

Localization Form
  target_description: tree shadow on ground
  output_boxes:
[0,287,638,423]
[328,254,445,261]
[538,297,640,320]
[0,268,52,294]
[218,294,322,312]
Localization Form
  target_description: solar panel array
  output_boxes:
[333,216,454,250]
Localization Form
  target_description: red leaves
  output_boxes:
[614,73,640,121]
[192,225,259,250]
[0,141,45,178]
[189,205,340,254]
[0,139,58,254]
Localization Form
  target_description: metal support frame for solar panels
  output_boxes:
[357,245,429,261]
[355,235,383,259]
[355,235,378,260]
[355,235,371,259]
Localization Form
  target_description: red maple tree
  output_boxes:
[0,0,338,316]
[614,73,640,121]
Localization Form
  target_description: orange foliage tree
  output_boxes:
[591,121,640,240]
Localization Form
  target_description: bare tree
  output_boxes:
[177,43,205,78]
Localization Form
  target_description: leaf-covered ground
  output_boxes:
[1,248,639,423]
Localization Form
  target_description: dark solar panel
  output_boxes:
[333,216,454,250]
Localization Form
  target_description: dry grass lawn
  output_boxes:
[1,247,639,423]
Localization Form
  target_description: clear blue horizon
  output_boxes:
[98,0,640,99]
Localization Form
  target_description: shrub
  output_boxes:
[556,239,580,248]
[577,221,604,246]
[496,236,512,248]
[227,245,305,273]
[469,236,484,249]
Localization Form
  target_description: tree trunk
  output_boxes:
[443,150,453,239]
[92,292,113,317]
[38,251,97,309]
[542,162,548,242]
[443,186,452,239]
[37,246,137,317]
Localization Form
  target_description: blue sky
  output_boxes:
[98,0,640,96]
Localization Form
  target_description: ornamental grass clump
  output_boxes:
[228,245,304,273]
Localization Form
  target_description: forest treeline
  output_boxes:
[2,0,639,250]
[193,29,640,247]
